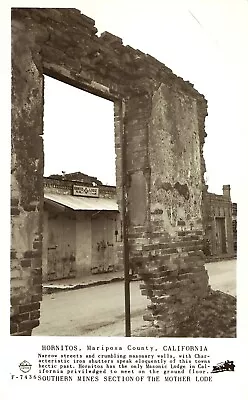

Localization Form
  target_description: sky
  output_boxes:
[42,0,248,203]
[44,77,115,185]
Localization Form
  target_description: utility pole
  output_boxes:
[120,99,131,337]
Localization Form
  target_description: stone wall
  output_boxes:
[11,8,209,336]
[11,14,44,336]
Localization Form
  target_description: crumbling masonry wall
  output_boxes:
[11,8,209,336]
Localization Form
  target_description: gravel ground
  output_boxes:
[134,289,236,338]
[176,290,236,338]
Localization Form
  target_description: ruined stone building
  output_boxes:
[11,8,210,336]
[203,185,235,259]
[43,176,121,282]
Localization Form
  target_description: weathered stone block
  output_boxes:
[19,319,39,332]
[21,259,31,268]
[19,302,40,313]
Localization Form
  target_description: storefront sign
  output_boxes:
[72,185,99,197]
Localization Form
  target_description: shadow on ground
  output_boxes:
[134,290,236,338]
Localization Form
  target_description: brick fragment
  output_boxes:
[19,302,40,313]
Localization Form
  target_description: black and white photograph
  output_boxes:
[10,4,239,339]
[1,0,248,399]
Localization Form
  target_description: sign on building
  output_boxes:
[72,185,99,197]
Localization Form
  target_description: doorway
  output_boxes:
[215,217,227,254]
[91,212,117,274]
[47,211,76,281]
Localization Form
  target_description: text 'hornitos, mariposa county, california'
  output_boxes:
[11,344,214,383]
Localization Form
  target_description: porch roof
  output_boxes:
[44,193,119,211]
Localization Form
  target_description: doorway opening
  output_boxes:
[33,75,134,336]
[42,75,121,283]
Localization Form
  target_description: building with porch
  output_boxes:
[42,176,122,282]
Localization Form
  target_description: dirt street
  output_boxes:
[33,280,149,336]
[205,259,236,296]
[33,259,236,336]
